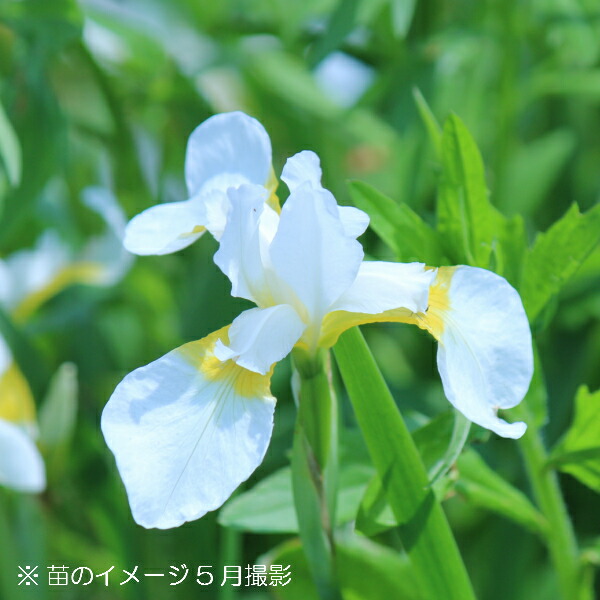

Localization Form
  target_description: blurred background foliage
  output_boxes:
[0,0,599,598]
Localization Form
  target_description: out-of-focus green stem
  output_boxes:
[291,347,341,600]
[514,404,585,599]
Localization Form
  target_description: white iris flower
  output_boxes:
[123,111,278,255]
[102,151,533,530]
[0,187,129,492]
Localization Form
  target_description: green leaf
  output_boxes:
[307,0,360,67]
[219,462,374,534]
[349,180,443,263]
[551,385,600,494]
[334,328,476,600]
[0,102,21,188]
[38,362,78,448]
[497,130,575,218]
[412,87,442,158]
[454,449,548,536]
[521,203,600,322]
[262,533,426,600]
[390,0,417,38]
[437,113,505,267]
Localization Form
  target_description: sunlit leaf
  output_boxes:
[521,203,600,321]
[349,180,443,263]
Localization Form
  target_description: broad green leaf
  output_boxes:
[334,328,476,600]
[521,203,600,321]
[412,87,442,158]
[219,463,374,534]
[349,180,443,264]
[551,385,600,494]
[38,362,78,448]
[0,102,21,188]
[454,449,548,536]
[437,114,505,267]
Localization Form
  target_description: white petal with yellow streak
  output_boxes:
[101,328,276,529]
[123,195,210,256]
[427,266,532,439]
[330,261,435,315]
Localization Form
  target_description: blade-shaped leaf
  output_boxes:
[334,327,476,600]
[349,180,443,264]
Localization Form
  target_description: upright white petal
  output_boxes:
[185,111,272,196]
[281,150,322,192]
[0,419,45,493]
[425,266,532,438]
[102,328,276,529]
[214,185,272,305]
[214,305,306,375]
[331,262,435,314]
[123,196,208,256]
[270,183,364,324]
[338,206,369,238]
[281,151,369,237]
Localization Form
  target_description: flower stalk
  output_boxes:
[291,347,341,600]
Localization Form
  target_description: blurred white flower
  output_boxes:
[313,52,374,108]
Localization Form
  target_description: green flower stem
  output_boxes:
[514,404,585,599]
[291,347,341,600]
[334,328,476,600]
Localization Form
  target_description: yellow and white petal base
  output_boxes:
[215,305,306,375]
[101,327,276,529]
[123,196,208,256]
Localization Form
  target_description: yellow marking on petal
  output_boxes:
[178,225,207,239]
[178,326,274,399]
[412,266,455,341]
[319,307,415,348]
[266,167,281,214]
[0,363,36,424]
[13,263,104,322]
[319,266,457,347]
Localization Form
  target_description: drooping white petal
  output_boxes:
[0,419,45,493]
[214,185,272,305]
[185,111,272,196]
[281,150,322,192]
[270,183,364,323]
[427,266,532,439]
[214,305,305,375]
[123,196,208,256]
[101,328,276,529]
[331,261,435,314]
